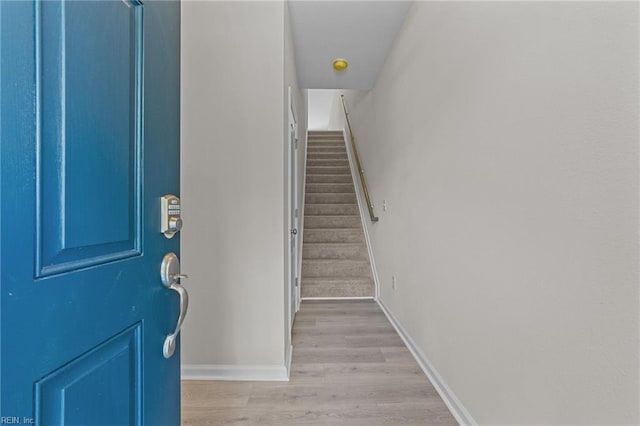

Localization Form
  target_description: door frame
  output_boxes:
[287,86,300,330]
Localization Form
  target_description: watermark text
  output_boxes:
[0,417,35,424]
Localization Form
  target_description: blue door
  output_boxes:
[1,1,182,424]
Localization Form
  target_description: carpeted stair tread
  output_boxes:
[306,183,355,193]
[306,169,351,176]
[308,134,344,140]
[303,243,369,260]
[306,175,353,184]
[304,215,362,229]
[307,153,347,159]
[307,146,347,152]
[302,259,372,278]
[302,281,373,298]
[307,139,345,144]
[303,228,365,243]
[308,137,344,142]
[304,203,360,215]
[307,143,346,147]
[307,159,350,167]
[305,193,357,204]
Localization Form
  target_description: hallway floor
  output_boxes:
[181,300,457,425]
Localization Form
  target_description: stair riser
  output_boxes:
[306,193,356,204]
[303,229,365,243]
[304,204,359,215]
[303,244,369,260]
[306,167,351,176]
[305,184,354,193]
[307,159,350,167]
[304,216,361,229]
[308,143,345,148]
[306,153,347,160]
[302,260,371,278]
[307,153,348,159]
[307,147,347,153]
[307,152,347,158]
[301,282,373,298]
[305,175,353,184]
[308,146,345,151]
[308,134,344,139]
[308,141,345,145]
[307,140,345,145]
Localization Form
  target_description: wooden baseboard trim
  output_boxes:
[377,298,477,426]
[181,364,289,382]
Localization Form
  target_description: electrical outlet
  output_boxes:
[392,275,397,290]
[383,199,388,212]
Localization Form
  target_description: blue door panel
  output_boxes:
[1,1,181,425]
[38,0,143,276]
[35,323,142,426]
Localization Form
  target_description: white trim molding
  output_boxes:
[302,296,374,301]
[377,298,477,426]
[285,344,294,378]
[182,364,289,382]
[297,129,310,306]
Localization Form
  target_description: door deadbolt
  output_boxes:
[161,194,182,238]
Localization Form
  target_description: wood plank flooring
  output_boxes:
[181,300,457,425]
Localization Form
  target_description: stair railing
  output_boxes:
[340,94,379,222]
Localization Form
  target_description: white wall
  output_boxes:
[308,89,340,130]
[181,1,301,375]
[346,2,639,424]
[326,92,345,131]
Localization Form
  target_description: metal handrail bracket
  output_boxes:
[340,94,379,222]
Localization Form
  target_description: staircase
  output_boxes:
[301,130,375,298]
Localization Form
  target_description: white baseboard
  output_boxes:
[182,364,289,382]
[285,344,293,378]
[377,298,477,426]
[302,297,374,301]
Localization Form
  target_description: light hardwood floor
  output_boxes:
[182,300,457,425]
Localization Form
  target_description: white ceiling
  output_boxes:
[288,1,412,90]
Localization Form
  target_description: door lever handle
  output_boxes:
[160,253,190,359]
[163,278,189,358]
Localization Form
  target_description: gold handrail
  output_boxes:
[340,94,379,223]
